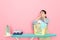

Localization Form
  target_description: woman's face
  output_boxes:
[40,11,46,18]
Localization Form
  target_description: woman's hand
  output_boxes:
[35,16,41,21]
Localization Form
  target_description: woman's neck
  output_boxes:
[42,17,45,18]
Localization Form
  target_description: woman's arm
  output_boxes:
[35,16,41,20]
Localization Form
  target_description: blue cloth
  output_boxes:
[39,20,47,30]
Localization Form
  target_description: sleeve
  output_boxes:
[45,18,49,24]
[32,20,37,25]
[32,20,37,30]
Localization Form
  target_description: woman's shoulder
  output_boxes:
[45,18,49,24]
[45,18,49,21]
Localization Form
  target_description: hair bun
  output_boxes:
[45,16,47,18]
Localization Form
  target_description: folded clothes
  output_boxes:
[13,31,23,35]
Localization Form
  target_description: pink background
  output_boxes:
[0,0,60,40]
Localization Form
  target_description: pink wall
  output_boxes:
[0,0,60,40]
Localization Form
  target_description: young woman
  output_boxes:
[31,10,50,40]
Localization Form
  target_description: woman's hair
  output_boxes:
[40,10,46,14]
[40,10,47,18]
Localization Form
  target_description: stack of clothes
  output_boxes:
[13,30,23,35]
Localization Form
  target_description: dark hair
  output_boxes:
[40,10,46,14]
[40,10,47,18]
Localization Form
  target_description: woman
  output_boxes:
[31,10,50,40]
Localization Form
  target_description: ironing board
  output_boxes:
[11,34,56,40]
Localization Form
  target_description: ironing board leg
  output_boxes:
[16,38,19,40]
[30,37,34,40]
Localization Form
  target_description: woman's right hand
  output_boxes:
[35,16,41,21]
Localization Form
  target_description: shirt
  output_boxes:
[33,18,49,30]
